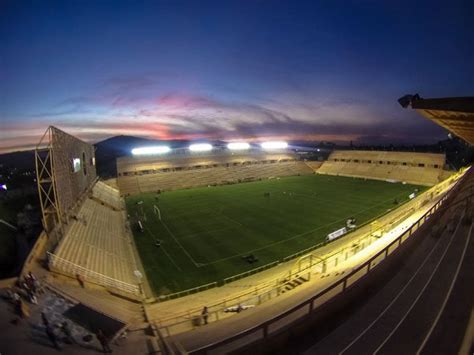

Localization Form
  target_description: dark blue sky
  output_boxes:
[1,0,473,152]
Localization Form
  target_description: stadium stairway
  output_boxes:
[279,274,310,294]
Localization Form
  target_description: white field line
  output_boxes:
[159,219,201,267]
[193,191,421,267]
[179,226,237,241]
[160,245,182,271]
[145,226,182,271]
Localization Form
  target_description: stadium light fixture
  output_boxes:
[1,184,6,191]
[260,141,288,150]
[189,143,213,152]
[131,146,171,155]
[227,142,250,150]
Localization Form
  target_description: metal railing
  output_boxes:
[154,168,469,339]
[154,170,461,306]
[192,166,471,353]
[47,252,140,295]
[158,282,218,301]
[224,261,280,284]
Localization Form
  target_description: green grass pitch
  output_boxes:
[125,174,422,295]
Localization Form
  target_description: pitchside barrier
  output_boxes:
[223,261,280,284]
[153,168,469,337]
[195,181,471,354]
[47,252,140,295]
[152,169,463,307]
[153,172,453,317]
[158,282,218,301]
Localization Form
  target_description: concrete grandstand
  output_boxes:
[6,95,472,354]
[117,151,313,194]
[317,150,451,186]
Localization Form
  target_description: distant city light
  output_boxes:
[1,184,7,191]
[260,141,288,150]
[132,146,171,155]
[227,142,250,150]
[189,143,213,152]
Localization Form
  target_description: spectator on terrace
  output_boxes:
[41,311,49,327]
[27,271,37,282]
[201,306,209,325]
[76,274,85,288]
[34,278,44,295]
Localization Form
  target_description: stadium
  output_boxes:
[3,95,468,353]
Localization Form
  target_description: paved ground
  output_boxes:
[300,208,473,354]
[0,287,155,355]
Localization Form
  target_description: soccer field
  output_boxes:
[126,174,422,295]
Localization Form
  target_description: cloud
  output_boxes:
[1,78,446,154]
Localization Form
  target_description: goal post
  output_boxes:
[153,204,161,220]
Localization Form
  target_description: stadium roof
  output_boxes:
[399,95,474,145]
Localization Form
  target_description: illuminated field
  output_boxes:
[126,175,422,295]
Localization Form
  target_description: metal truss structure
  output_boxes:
[35,126,97,244]
[36,127,63,242]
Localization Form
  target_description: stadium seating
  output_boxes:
[317,151,449,186]
[53,197,138,286]
[304,161,323,171]
[92,181,124,210]
[118,160,314,195]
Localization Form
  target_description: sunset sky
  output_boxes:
[1,0,473,153]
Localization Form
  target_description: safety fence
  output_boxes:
[47,252,140,295]
[154,168,468,338]
[154,171,461,306]
[224,261,280,284]
[188,167,472,353]
[152,203,429,333]
[159,282,218,302]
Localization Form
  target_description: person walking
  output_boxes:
[96,329,112,353]
[76,274,85,288]
[41,311,49,327]
[201,306,209,325]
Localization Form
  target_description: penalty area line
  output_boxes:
[193,192,419,267]
[160,219,201,268]
[144,227,181,271]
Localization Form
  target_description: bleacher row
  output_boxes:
[52,184,138,287]
[318,150,449,186]
[92,181,124,210]
[117,151,297,176]
[118,161,314,195]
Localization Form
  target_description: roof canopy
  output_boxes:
[400,95,474,145]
